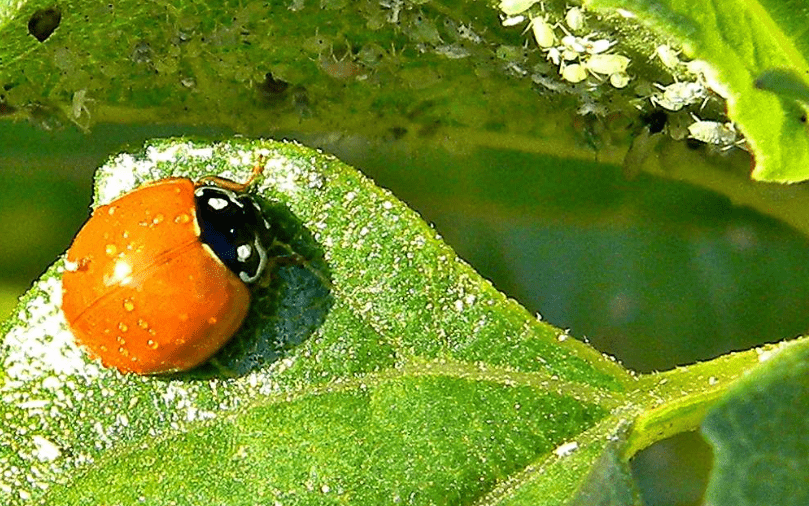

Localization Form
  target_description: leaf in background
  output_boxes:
[0,138,635,504]
[702,340,809,506]
[587,0,809,181]
[755,68,809,105]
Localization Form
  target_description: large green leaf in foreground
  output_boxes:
[1,139,806,505]
[1,138,631,504]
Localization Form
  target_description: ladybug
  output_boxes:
[61,162,272,374]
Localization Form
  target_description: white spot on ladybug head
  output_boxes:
[207,197,229,210]
[237,243,252,261]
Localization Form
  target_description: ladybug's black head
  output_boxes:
[194,185,272,284]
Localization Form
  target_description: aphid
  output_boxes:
[686,60,730,99]
[71,89,90,120]
[532,72,572,92]
[655,44,681,69]
[501,14,526,27]
[525,14,556,48]
[610,71,630,88]
[583,38,615,55]
[687,115,742,149]
[577,98,608,116]
[499,0,540,16]
[651,81,706,111]
[546,46,561,65]
[434,44,470,59]
[457,24,483,44]
[561,63,587,83]
[565,7,585,31]
[561,34,586,54]
[585,54,630,75]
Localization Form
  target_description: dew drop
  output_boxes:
[105,244,118,256]
[152,213,165,225]
[146,339,159,350]
[123,298,135,312]
[174,212,191,224]
[118,322,128,332]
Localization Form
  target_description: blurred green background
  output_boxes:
[3,121,809,505]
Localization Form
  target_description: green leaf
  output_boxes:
[2,138,806,504]
[702,340,809,506]
[587,0,809,181]
[0,138,629,504]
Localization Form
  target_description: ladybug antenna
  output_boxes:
[197,155,265,192]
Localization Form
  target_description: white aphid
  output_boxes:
[560,48,579,61]
[561,63,587,83]
[687,115,741,149]
[686,60,730,99]
[655,45,680,69]
[546,46,561,65]
[565,7,585,31]
[610,71,630,88]
[499,0,539,16]
[651,81,706,111]
[501,14,526,27]
[561,34,586,54]
[526,14,556,48]
[457,24,483,44]
[578,98,608,116]
[532,72,571,92]
[71,89,90,120]
[585,54,630,75]
[584,38,615,54]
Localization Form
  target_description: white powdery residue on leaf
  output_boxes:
[2,277,93,385]
[186,146,215,159]
[95,153,144,205]
[264,156,302,196]
[554,441,579,457]
[146,144,181,163]
[31,436,61,463]
[307,171,325,189]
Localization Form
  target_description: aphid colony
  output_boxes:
[500,5,631,88]
[649,45,744,150]
[498,1,744,151]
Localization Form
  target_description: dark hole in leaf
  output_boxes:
[28,6,62,42]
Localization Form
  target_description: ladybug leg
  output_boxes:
[260,241,333,290]
[197,155,266,192]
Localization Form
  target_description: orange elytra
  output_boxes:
[61,161,272,374]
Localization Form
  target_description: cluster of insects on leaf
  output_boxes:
[496,1,745,154]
